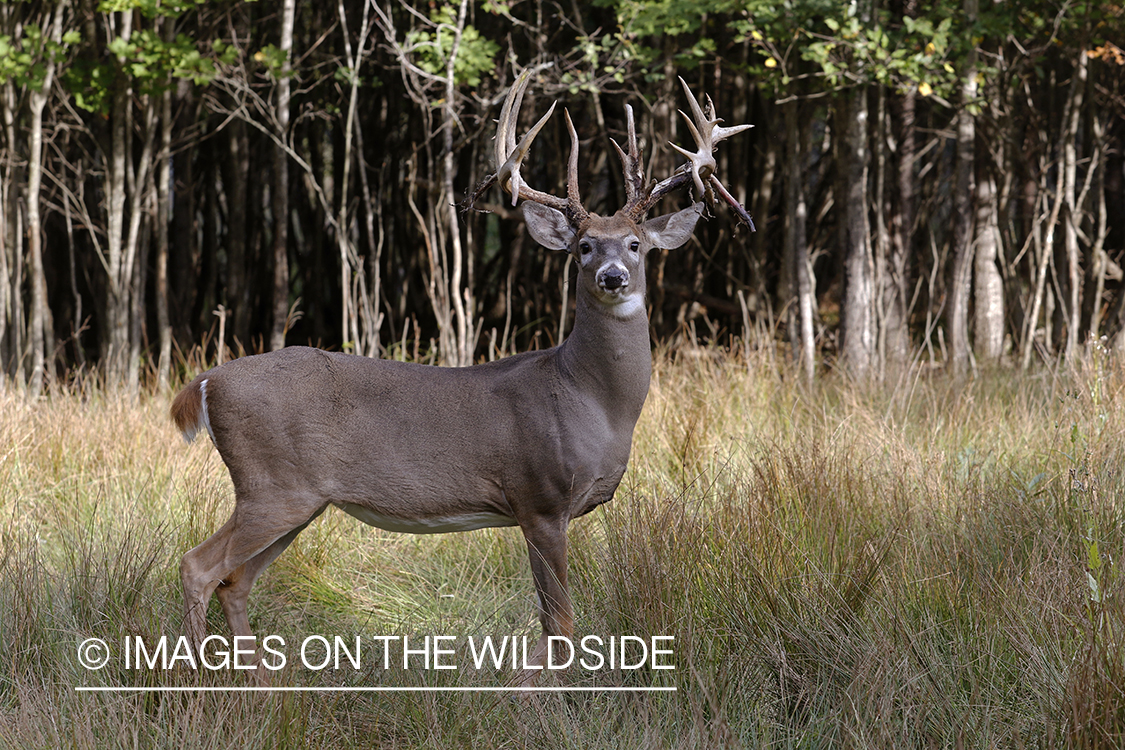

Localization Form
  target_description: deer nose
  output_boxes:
[599,266,629,291]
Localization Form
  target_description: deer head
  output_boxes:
[467,71,753,333]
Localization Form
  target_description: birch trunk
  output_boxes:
[839,88,874,379]
[26,86,49,396]
[269,0,296,351]
[155,85,173,389]
[783,99,813,382]
[947,7,977,376]
[1060,51,1087,363]
[103,12,132,383]
[972,169,1004,362]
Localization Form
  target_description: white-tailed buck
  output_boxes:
[171,72,752,682]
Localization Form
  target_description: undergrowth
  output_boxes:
[1,349,1123,748]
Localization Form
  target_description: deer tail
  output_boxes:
[170,376,216,444]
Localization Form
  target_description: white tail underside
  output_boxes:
[181,378,216,445]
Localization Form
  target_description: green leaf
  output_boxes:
[108,36,133,59]
[1086,570,1101,603]
[403,3,499,88]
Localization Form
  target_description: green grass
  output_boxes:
[1,350,1123,748]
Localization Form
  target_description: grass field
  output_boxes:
[1,348,1123,748]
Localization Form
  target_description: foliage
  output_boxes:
[0,22,80,91]
[404,3,499,88]
[66,29,236,113]
[97,0,209,17]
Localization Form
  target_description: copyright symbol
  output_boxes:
[78,638,110,670]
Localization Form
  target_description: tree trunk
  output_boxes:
[839,88,874,379]
[1,77,22,381]
[1060,50,1087,363]
[352,90,385,358]
[972,168,1003,362]
[441,0,474,366]
[156,83,173,390]
[269,0,296,351]
[783,98,814,382]
[1086,114,1109,341]
[223,120,251,349]
[104,16,132,384]
[126,96,157,393]
[0,17,11,376]
[336,0,380,357]
[23,1,70,395]
[948,5,978,376]
[26,92,53,393]
[26,95,50,397]
[1021,154,1065,369]
[884,89,915,373]
[881,0,918,374]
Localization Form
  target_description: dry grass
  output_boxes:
[1,348,1124,748]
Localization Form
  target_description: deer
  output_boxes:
[170,71,752,684]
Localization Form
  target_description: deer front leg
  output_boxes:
[520,517,573,685]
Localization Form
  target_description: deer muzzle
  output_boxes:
[597,264,629,294]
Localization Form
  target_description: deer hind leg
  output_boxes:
[215,507,326,640]
[521,518,573,684]
[181,503,324,652]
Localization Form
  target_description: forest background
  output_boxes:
[2,0,1124,394]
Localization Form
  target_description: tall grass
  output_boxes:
[1,350,1123,748]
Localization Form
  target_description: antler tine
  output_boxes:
[563,109,588,222]
[668,78,717,200]
[494,71,529,181]
[496,93,562,210]
[710,94,754,145]
[479,70,587,221]
[611,104,645,210]
[628,77,755,229]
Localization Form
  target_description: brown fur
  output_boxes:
[170,377,203,438]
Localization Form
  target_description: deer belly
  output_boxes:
[337,503,517,534]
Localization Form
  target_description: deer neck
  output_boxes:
[557,282,652,428]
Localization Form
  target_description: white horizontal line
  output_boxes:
[75,686,676,693]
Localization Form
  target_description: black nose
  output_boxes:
[602,268,627,290]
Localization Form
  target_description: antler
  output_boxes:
[466,73,754,230]
[621,77,755,230]
[467,71,588,223]
[610,104,645,208]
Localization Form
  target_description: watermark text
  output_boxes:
[77,634,675,674]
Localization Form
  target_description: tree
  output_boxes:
[374,0,499,366]
[3,0,1124,391]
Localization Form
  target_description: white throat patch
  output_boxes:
[603,292,646,319]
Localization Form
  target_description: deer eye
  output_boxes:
[579,241,592,255]
[629,241,640,253]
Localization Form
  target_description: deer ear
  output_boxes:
[642,202,704,250]
[522,202,576,251]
